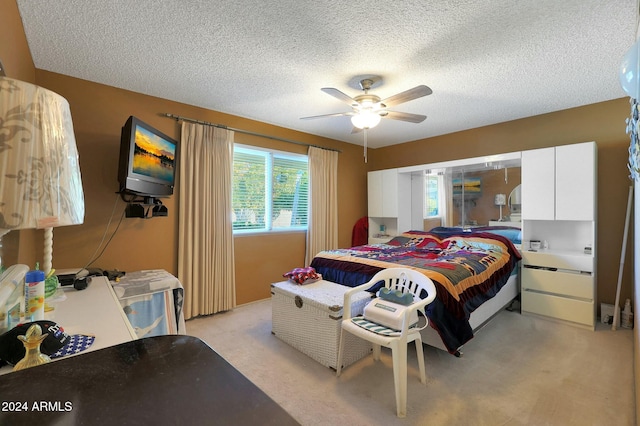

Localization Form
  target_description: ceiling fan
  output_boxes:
[301,78,432,131]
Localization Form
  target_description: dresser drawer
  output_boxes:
[522,290,594,328]
[522,251,593,272]
[522,267,593,300]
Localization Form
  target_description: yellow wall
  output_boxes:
[0,0,34,83]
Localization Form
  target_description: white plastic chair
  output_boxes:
[336,268,437,418]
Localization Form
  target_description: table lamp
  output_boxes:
[494,193,506,221]
[0,77,84,274]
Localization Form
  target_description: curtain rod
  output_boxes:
[162,113,341,153]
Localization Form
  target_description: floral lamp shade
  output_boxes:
[0,77,84,271]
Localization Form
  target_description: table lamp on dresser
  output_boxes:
[494,193,506,222]
[0,76,84,274]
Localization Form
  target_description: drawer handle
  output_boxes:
[295,296,303,308]
[524,265,557,271]
[524,265,592,275]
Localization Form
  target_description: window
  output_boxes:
[424,175,440,217]
[232,145,308,233]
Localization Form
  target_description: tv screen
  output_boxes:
[118,116,178,197]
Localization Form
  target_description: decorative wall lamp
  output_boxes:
[0,76,85,274]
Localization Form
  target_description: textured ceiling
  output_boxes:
[15,0,639,149]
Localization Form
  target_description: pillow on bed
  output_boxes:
[429,226,522,245]
[415,236,450,249]
[479,226,522,244]
[389,231,443,248]
[386,236,410,246]
[283,267,322,285]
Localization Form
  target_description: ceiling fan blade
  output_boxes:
[383,110,427,123]
[381,85,432,107]
[321,87,357,105]
[351,126,362,134]
[300,111,353,120]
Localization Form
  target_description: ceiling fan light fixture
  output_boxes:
[351,110,381,129]
[301,79,432,133]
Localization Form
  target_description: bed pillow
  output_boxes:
[478,226,522,244]
[428,226,522,245]
[283,267,322,285]
[415,236,450,249]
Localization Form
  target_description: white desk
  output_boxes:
[55,276,137,348]
[0,276,137,374]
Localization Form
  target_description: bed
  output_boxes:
[309,226,522,356]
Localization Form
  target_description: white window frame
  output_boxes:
[232,144,308,234]
[424,174,444,219]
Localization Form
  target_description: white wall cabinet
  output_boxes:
[368,169,398,243]
[367,169,398,218]
[367,169,414,243]
[522,142,595,221]
[555,143,595,221]
[521,147,555,220]
[520,141,597,329]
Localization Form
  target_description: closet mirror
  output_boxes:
[440,167,521,227]
[407,152,522,230]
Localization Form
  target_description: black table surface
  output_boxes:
[0,335,300,425]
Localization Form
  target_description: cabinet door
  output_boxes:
[381,169,398,217]
[555,142,595,221]
[368,169,399,218]
[367,171,383,217]
[522,147,555,220]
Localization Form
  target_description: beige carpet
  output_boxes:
[187,299,634,426]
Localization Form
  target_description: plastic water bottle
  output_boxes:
[622,299,634,329]
[24,269,45,322]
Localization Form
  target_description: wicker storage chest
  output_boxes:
[271,280,373,369]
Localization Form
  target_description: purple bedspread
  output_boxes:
[310,229,521,353]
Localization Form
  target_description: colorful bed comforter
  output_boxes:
[310,228,522,353]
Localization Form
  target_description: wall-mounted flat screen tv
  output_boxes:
[118,116,178,197]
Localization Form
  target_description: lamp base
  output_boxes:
[43,227,53,275]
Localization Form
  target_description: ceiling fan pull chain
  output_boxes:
[364,128,368,163]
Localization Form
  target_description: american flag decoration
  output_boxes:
[49,334,95,359]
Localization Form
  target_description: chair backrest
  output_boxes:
[368,268,436,305]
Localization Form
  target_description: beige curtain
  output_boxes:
[178,122,236,319]
[305,146,339,265]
